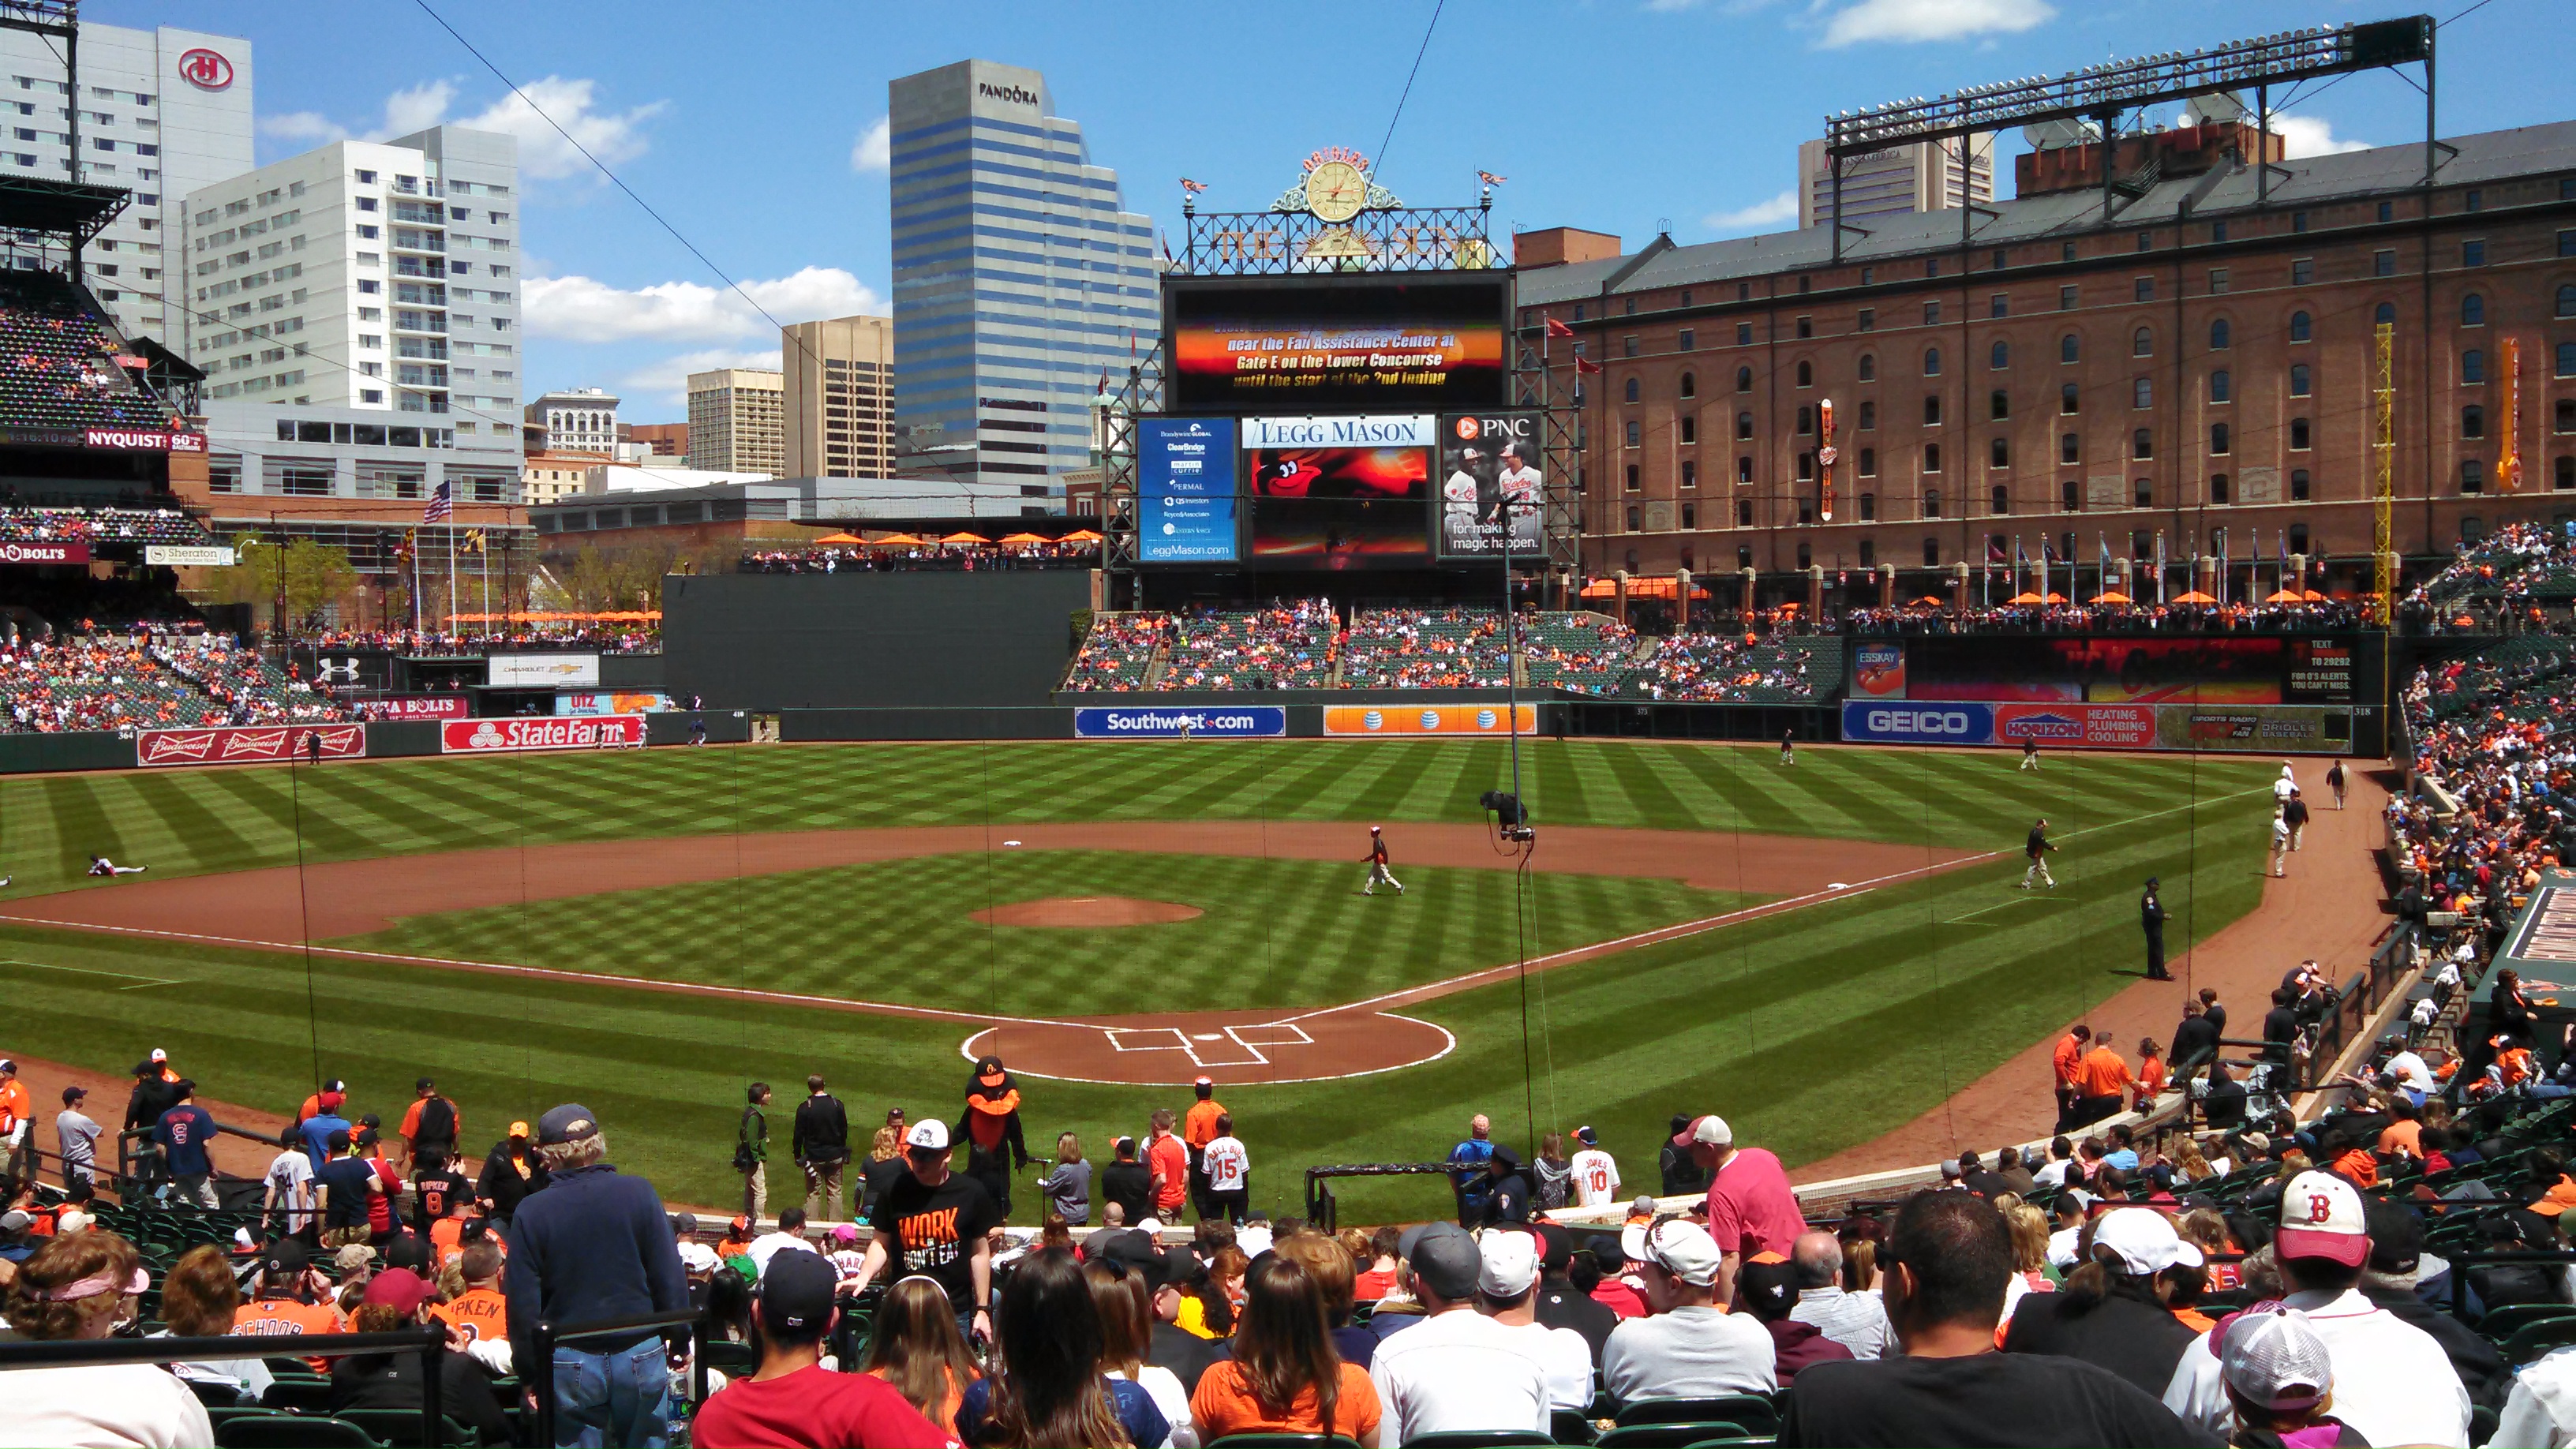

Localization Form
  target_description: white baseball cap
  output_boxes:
[2276,1170,2370,1267]
[2091,1208,2204,1276]
[2221,1305,2334,1412]
[905,1119,950,1152]
[1621,1217,1725,1287]
[1477,1228,1542,1297]
[1669,1114,1732,1149]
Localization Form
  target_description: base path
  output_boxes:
[0,822,1983,1086]
[1795,759,2391,1184]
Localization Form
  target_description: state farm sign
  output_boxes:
[137,723,364,767]
[0,541,89,564]
[440,714,644,753]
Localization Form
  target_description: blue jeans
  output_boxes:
[551,1339,670,1449]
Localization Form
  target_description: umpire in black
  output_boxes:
[2140,876,2171,981]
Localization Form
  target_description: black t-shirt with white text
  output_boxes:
[1781,1351,2218,1448]
[867,1170,999,1309]
[413,1169,471,1230]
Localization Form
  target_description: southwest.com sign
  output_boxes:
[1074,706,1286,739]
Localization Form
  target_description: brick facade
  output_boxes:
[1522,131,2576,589]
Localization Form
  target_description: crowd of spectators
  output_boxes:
[1845,598,2368,635]
[0,635,240,732]
[2407,524,2576,630]
[0,269,189,436]
[150,638,348,725]
[1623,635,1840,704]
[1339,608,1515,690]
[1065,612,1171,691]
[743,541,1101,575]
[1162,602,1339,691]
[0,505,214,546]
[300,627,661,657]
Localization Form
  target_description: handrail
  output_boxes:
[113,1116,282,1200]
[531,1305,706,1448]
[0,1326,445,1446]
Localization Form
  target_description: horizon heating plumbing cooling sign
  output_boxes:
[1073,706,1286,739]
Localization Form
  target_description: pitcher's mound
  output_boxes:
[972,897,1203,927]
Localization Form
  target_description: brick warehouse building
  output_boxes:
[1515,118,2576,597]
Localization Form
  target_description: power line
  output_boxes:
[1374,0,1447,173]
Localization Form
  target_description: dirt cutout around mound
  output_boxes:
[971,897,1203,927]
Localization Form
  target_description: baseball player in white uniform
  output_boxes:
[2269,811,2291,878]
[1567,1126,1620,1208]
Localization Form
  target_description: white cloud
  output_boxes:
[378,79,458,139]
[259,111,346,144]
[852,116,891,174]
[1705,189,1799,234]
[525,267,886,345]
[1818,0,2055,47]
[621,346,784,408]
[2272,114,2370,159]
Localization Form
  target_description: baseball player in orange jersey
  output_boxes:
[1363,826,1402,895]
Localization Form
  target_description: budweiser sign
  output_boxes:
[440,715,645,753]
[0,542,90,564]
[84,429,207,452]
[137,723,365,768]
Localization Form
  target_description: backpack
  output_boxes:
[416,1096,456,1145]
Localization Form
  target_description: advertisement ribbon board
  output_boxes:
[1073,706,1286,739]
[137,723,365,767]
[1840,701,1996,746]
[1136,417,1240,564]
[0,541,90,564]
[440,715,644,753]
[368,695,469,720]
[1323,703,1536,736]
[143,545,237,567]
[485,653,601,688]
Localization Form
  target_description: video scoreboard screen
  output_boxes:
[1165,274,1511,414]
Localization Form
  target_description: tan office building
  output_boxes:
[685,368,784,475]
[783,315,896,477]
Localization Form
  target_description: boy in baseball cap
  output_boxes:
[2164,1172,2469,1446]
[2218,1305,2357,1447]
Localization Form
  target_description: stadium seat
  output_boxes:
[2474,1301,2576,1339]
[332,1408,480,1447]
[259,1375,337,1413]
[1593,1423,1751,1449]
[215,1414,381,1449]
[1402,1434,1556,1449]
[2499,1315,2576,1366]
[1551,1407,1601,1445]
[1203,1436,1365,1449]
[700,1340,758,1375]
[1615,1397,1780,1435]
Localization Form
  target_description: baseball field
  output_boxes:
[0,739,2274,1222]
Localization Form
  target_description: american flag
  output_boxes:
[421,481,452,524]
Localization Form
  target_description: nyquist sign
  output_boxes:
[1840,700,1995,745]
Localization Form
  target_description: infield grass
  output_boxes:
[0,739,2275,1222]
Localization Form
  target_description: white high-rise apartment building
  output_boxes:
[0,19,254,341]
[686,368,783,474]
[527,387,619,454]
[1797,135,1994,230]
[182,126,520,437]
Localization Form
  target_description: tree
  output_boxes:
[212,537,362,631]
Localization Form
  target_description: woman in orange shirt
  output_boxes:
[1189,1252,1382,1447]
[863,1275,980,1436]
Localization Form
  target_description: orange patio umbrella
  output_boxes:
[2264,589,2306,603]
[811,531,865,545]
[868,533,926,547]
[1912,595,1946,607]
[939,531,992,545]
[2008,591,2045,605]
[998,532,1050,545]
[2091,590,2132,605]
[2172,590,2218,604]
[1061,529,1104,543]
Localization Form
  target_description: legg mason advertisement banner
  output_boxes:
[1073,706,1287,739]
[137,723,365,767]
[441,715,644,752]
[1324,703,1537,736]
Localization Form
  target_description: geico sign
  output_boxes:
[1867,709,1976,735]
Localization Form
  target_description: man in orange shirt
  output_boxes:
[399,1076,461,1174]
[2068,1037,2134,1129]
[2050,1025,2091,1132]
[296,1078,347,1128]
[0,1058,31,1188]
[1181,1076,1226,1219]
[230,1238,342,1372]
[431,1238,508,1344]
[1144,1107,1189,1221]
[2136,1038,2170,1103]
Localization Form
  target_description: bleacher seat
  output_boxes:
[1064,612,1169,691]
[0,269,185,435]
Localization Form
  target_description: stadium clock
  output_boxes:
[1303,160,1368,223]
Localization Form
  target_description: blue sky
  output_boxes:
[103,0,2554,421]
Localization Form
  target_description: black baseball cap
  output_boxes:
[384,1236,429,1273]
[263,1237,309,1276]
[1736,1258,1801,1322]
[1534,1222,1574,1272]
[758,1248,838,1339]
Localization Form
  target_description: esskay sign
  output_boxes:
[1073,706,1286,739]
[441,715,644,753]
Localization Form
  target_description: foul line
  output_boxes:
[0,958,185,989]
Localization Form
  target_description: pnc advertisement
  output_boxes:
[1435,413,1543,559]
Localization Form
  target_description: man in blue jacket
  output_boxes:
[504,1103,690,1448]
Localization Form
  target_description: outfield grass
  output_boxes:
[0,740,2275,1222]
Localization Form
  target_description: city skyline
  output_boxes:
[87,0,2563,420]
